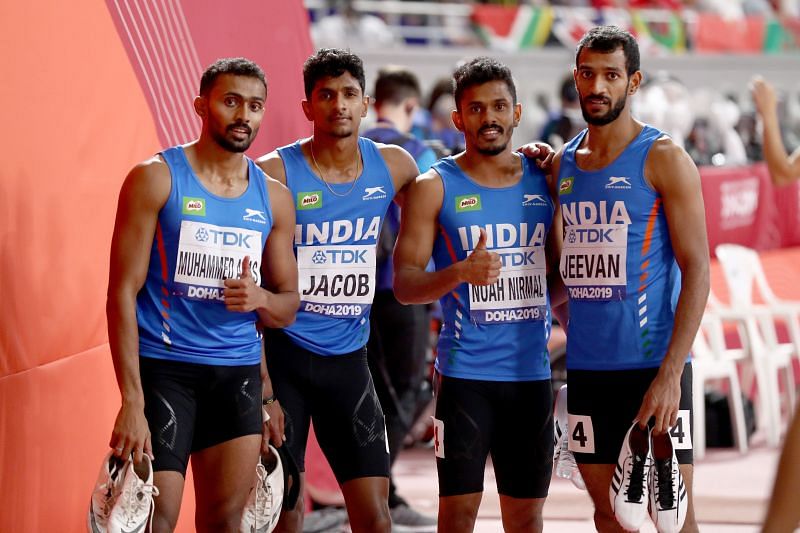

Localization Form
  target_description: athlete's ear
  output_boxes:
[451,108,464,133]
[361,94,369,118]
[628,71,642,95]
[301,99,313,122]
[193,96,207,119]
[513,102,522,128]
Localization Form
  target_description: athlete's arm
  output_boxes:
[751,77,800,186]
[393,171,501,304]
[256,151,288,186]
[763,406,800,533]
[107,158,171,464]
[637,137,710,435]
[379,143,421,208]
[545,152,567,312]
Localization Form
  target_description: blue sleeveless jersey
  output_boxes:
[558,125,683,370]
[431,155,553,381]
[278,138,395,355]
[137,146,272,365]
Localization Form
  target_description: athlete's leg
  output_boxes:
[679,464,698,533]
[191,434,261,532]
[438,493,482,533]
[578,463,628,533]
[498,496,545,533]
[273,472,305,533]
[151,472,185,533]
[341,476,391,533]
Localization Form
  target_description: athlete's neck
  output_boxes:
[184,138,248,187]
[304,134,361,184]
[457,147,522,186]
[582,115,643,158]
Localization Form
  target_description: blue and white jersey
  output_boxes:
[558,125,684,370]
[137,146,271,366]
[431,155,554,381]
[277,138,395,355]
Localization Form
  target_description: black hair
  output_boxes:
[575,25,640,77]
[373,66,421,106]
[303,48,365,99]
[199,57,266,96]
[452,57,517,110]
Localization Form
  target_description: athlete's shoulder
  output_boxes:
[256,149,287,185]
[374,140,419,190]
[645,134,699,191]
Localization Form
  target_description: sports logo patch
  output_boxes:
[297,191,323,210]
[558,177,574,195]
[455,194,481,213]
[182,197,206,216]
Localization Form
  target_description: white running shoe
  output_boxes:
[649,431,687,533]
[107,455,159,533]
[87,451,126,533]
[553,385,586,490]
[610,423,652,531]
[241,445,285,533]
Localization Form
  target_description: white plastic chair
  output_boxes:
[692,312,749,459]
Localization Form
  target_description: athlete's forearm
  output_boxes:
[394,263,465,305]
[760,111,797,186]
[256,289,300,329]
[661,261,709,376]
[106,289,145,406]
[763,406,800,532]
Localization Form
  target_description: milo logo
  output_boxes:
[559,177,574,195]
[298,191,323,210]
[182,197,206,216]
[455,194,481,213]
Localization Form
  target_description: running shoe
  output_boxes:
[107,455,159,533]
[649,430,687,533]
[610,423,652,531]
[87,450,126,533]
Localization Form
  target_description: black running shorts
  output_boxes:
[567,362,693,465]
[432,373,554,498]
[139,356,263,474]
[265,330,390,484]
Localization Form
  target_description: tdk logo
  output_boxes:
[198,229,254,248]
[498,250,537,267]
[362,186,387,201]
[243,208,267,224]
[605,176,631,189]
[522,194,547,207]
[314,249,368,264]
[567,228,616,244]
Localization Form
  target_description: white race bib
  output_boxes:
[297,244,376,318]
[468,246,547,323]
[560,224,628,301]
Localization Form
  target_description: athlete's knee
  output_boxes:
[348,503,391,533]
[194,505,244,533]
[151,509,179,533]
[592,508,626,533]
[274,498,304,533]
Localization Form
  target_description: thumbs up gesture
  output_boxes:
[460,229,502,285]
[223,255,265,312]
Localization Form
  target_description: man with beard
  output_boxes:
[256,48,419,533]
[393,57,563,533]
[552,26,708,532]
[104,57,300,532]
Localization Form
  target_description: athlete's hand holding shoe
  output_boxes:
[459,229,501,286]
[634,366,682,435]
[110,400,153,464]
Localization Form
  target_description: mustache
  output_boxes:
[227,122,252,135]
[478,124,504,135]
[585,94,611,105]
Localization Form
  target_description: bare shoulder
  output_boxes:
[377,143,419,189]
[123,156,171,207]
[645,135,699,191]
[266,175,292,204]
[411,168,444,200]
[255,150,287,185]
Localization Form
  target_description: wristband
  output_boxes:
[262,394,276,406]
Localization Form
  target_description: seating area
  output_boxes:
[695,245,800,458]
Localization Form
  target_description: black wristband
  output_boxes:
[262,394,276,406]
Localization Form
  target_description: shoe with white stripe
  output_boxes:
[610,423,652,531]
[649,431,687,533]
[87,451,126,533]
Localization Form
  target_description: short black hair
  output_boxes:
[199,57,267,96]
[373,66,421,106]
[575,25,640,77]
[452,57,517,110]
[303,48,365,99]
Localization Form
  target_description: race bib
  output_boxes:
[560,224,628,301]
[468,246,547,323]
[174,220,262,302]
[297,244,376,318]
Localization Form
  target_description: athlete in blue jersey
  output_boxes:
[106,58,299,532]
[551,27,709,532]
[256,49,419,533]
[394,57,563,533]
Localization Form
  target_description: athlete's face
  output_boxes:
[453,80,521,156]
[302,72,368,138]
[574,47,640,127]
[197,74,266,152]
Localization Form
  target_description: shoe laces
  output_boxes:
[625,454,647,502]
[119,476,159,530]
[654,459,676,509]
[252,463,274,527]
[92,480,116,518]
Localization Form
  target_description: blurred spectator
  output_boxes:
[311,0,398,49]
[540,74,585,149]
[416,77,465,154]
[751,75,800,184]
